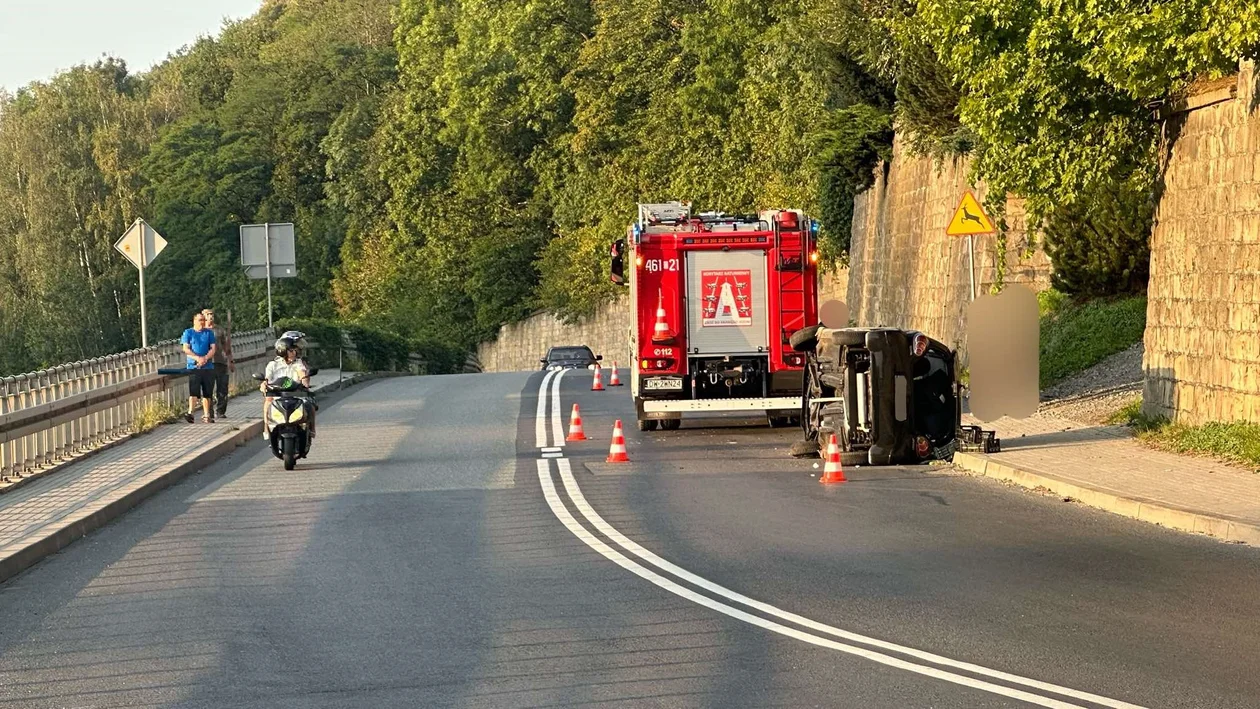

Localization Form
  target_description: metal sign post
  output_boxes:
[240,222,297,330]
[264,223,273,329]
[967,235,977,302]
[139,228,148,346]
[114,218,168,348]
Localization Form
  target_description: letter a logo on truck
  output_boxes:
[701,270,753,327]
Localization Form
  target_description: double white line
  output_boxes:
[532,371,1145,709]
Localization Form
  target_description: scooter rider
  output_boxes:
[261,334,314,441]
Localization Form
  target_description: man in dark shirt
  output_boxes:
[203,308,234,419]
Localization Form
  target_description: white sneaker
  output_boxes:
[262,430,270,441]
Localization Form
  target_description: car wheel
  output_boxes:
[839,451,867,467]
[789,324,821,352]
[824,329,868,348]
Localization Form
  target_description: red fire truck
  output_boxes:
[609,202,820,431]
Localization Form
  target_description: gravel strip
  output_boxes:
[1036,343,1144,425]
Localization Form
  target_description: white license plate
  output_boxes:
[644,377,683,391]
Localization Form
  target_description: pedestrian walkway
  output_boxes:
[0,370,353,582]
[957,412,1260,544]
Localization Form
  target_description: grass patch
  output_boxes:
[132,399,183,434]
[1105,398,1152,427]
[1108,396,1260,469]
[1146,422,1260,468]
[1039,290,1146,388]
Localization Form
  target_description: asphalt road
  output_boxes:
[0,370,1257,708]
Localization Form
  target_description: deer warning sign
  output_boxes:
[946,190,996,236]
[701,270,753,327]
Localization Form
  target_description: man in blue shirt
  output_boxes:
[180,312,218,423]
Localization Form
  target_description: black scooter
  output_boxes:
[253,371,319,470]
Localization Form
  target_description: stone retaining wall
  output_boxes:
[846,137,1053,354]
[1143,61,1260,424]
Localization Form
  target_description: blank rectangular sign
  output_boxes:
[240,223,296,268]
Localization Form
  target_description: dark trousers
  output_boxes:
[213,367,231,416]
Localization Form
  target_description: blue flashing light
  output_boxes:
[810,219,820,235]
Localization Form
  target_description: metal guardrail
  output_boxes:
[0,330,273,480]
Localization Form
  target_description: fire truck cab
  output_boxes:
[611,201,820,431]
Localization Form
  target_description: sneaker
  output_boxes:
[262,430,270,441]
[184,413,194,424]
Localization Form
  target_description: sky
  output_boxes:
[0,1,263,91]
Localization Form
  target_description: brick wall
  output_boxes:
[846,137,1053,354]
[1143,61,1260,424]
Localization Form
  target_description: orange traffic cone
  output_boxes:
[651,290,675,343]
[819,434,848,484]
[609,364,622,387]
[591,364,605,391]
[606,420,630,463]
[566,404,587,441]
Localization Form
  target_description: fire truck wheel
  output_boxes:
[637,418,658,432]
[660,418,682,431]
[768,415,794,428]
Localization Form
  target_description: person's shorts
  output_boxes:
[189,368,215,399]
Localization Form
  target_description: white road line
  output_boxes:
[537,460,1094,709]
[541,447,562,453]
[535,370,557,448]
[556,460,1144,709]
[542,452,563,459]
[550,370,567,447]
[532,374,1146,709]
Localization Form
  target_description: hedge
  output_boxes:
[273,318,466,374]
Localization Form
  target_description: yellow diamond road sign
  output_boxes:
[114,219,167,269]
[946,190,996,236]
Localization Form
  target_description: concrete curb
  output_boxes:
[952,452,1260,545]
[0,372,379,585]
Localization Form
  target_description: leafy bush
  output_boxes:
[1039,293,1146,387]
[342,324,410,372]
[275,318,345,369]
[1043,180,1153,296]
[275,318,429,373]
[411,337,467,375]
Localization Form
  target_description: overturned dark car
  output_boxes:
[788,325,998,465]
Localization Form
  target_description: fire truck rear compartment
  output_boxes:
[689,356,768,399]
[685,251,769,356]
